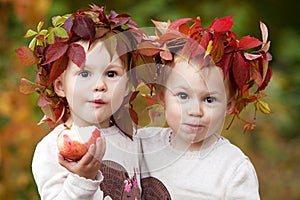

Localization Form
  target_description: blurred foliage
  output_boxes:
[0,0,299,199]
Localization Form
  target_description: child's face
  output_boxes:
[162,58,233,150]
[55,40,129,128]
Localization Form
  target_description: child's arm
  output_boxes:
[225,159,260,200]
[58,137,106,180]
[32,130,108,200]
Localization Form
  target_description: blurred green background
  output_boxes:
[1,0,299,199]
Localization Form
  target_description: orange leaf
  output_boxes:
[19,78,40,94]
[15,46,38,66]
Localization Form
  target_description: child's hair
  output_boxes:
[16,4,143,134]
[137,16,273,132]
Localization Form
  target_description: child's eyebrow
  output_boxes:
[106,64,125,69]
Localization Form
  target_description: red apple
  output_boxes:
[57,125,101,161]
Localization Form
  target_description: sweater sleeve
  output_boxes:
[32,129,107,200]
[224,158,260,200]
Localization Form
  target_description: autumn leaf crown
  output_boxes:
[137,16,273,132]
[16,4,140,127]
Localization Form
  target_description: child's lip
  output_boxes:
[89,99,106,107]
[184,123,205,130]
[92,99,105,104]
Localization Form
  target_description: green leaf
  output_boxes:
[24,29,37,38]
[37,21,44,32]
[28,37,37,50]
[39,29,48,36]
[53,27,69,38]
[47,29,55,44]
[36,39,44,46]
[52,14,71,27]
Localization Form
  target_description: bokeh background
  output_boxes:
[1,0,299,199]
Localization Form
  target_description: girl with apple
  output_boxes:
[17,4,143,199]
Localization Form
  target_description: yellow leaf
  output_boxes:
[255,100,272,114]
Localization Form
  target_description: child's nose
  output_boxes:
[94,77,107,92]
[188,100,204,117]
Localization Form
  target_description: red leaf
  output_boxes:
[217,52,233,80]
[129,108,139,125]
[15,46,38,66]
[232,52,249,89]
[151,19,171,34]
[129,91,139,102]
[160,50,173,61]
[138,41,161,56]
[68,43,86,68]
[54,102,66,123]
[141,94,158,105]
[168,18,192,30]
[73,15,95,41]
[257,66,272,92]
[43,42,69,65]
[210,15,234,32]
[178,23,190,35]
[239,35,263,50]
[38,95,50,107]
[48,54,69,84]
[211,35,225,63]
[251,65,263,86]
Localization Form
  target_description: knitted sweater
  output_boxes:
[32,124,142,200]
[138,127,260,200]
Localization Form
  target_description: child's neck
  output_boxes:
[65,117,111,129]
[170,132,220,152]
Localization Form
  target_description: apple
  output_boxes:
[57,125,101,161]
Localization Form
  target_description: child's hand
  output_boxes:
[58,137,106,180]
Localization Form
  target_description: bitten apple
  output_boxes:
[57,125,101,161]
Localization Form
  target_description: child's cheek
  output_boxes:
[164,98,183,130]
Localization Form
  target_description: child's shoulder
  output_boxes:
[213,136,249,162]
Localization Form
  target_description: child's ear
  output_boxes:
[156,89,165,107]
[123,79,130,98]
[54,77,66,97]
[226,97,236,116]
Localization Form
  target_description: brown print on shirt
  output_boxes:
[100,160,141,200]
[141,177,171,200]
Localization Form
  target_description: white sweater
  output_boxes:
[32,124,142,200]
[138,127,260,200]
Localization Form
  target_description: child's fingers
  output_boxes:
[93,137,106,162]
[57,153,76,170]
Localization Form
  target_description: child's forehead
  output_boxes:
[76,39,126,68]
[166,61,227,91]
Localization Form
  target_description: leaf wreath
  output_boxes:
[16,4,141,132]
[136,15,273,132]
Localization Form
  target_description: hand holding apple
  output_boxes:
[57,125,101,161]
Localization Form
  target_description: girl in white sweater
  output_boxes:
[17,4,143,200]
[137,16,272,199]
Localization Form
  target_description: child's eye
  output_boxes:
[78,70,90,78]
[106,71,118,78]
[204,96,216,103]
[176,92,188,100]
